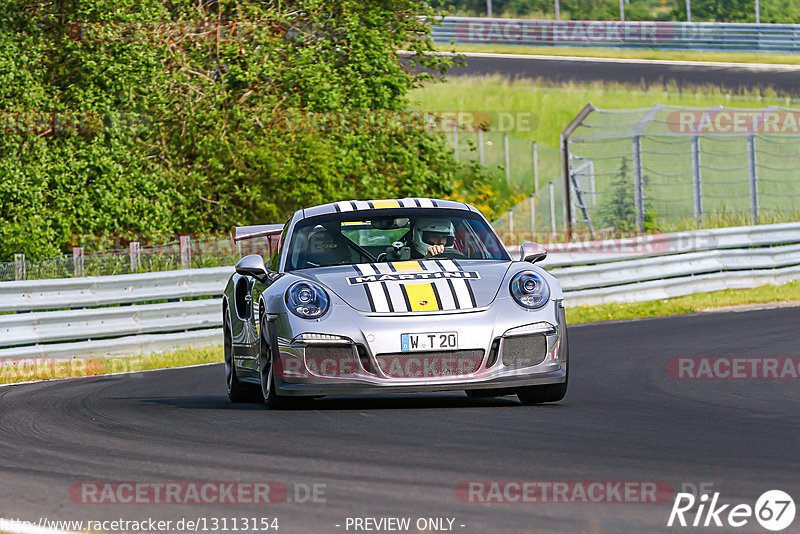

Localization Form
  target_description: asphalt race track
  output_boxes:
[2,307,799,533]
[449,53,800,95]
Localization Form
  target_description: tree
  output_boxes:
[598,157,638,233]
[0,0,505,260]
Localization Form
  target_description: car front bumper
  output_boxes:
[269,297,567,397]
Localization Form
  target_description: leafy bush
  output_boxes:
[1,0,508,260]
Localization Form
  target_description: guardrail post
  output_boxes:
[72,247,84,277]
[504,134,511,185]
[691,135,702,225]
[129,241,140,272]
[180,235,191,269]
[478,128,485,165]
[14,254,25,280]
[632,135,645,232]
[747,134,759,223]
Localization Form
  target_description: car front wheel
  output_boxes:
[517,314,569,405]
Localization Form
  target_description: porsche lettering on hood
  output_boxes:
[299,259,510,314]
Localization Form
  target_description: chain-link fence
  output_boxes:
[562,105,800,237]
[441,124,566,242]
[447,127,561,196]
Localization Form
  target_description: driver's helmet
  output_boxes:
[412,218,454,257]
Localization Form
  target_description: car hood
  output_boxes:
[294,259,512,314]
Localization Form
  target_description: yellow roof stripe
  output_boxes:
[403,283,440,312]
[391,261,422,271]
[371,199,401,209]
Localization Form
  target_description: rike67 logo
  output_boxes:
[668,490,795,531]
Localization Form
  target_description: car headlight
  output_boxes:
[285,281,330,319]
[509,271,550,309]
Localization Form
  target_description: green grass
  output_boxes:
[409,74,792,148]
[0,345,222,384]
[438,43,800,66]
[566,278,800,324]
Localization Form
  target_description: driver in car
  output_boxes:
[411,218,456,258]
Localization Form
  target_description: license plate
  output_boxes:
[400,332,458,352]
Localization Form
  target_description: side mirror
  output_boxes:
[520,241,547,263]
[235,254,268,280]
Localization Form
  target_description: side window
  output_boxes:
[268,219,291,272]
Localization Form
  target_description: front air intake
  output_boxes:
[501,334,547,367]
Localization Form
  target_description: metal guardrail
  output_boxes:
[431,17,800,53]
[2,223,800,361]
[537,222,800,267]
[0,266,231,313]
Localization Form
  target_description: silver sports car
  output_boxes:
[223,198,568,408]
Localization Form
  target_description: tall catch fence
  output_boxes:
[561,105,800,238]
[436,117,564,240]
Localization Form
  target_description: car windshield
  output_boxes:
[285,210,509,270]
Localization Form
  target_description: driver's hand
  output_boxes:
[426,244,445,256]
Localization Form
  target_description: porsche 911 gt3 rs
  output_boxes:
[223,198,568,408]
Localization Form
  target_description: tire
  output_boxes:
[516,311,569,405]
[259,314,310,410]
[224,311,256,403]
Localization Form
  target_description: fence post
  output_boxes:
[560,103,596,241]
[478,128,485,165]
[14,254,25,281]
[129,241,140,272]
[72,247,84,277]
[532,141,539,192]
[504,134,511,185]
[508,210,514,237]
[180,235,191,269]
[549,181,557,239]
[747,134,759,223]
[691,135,702,226]
[632,135,645,232]
[529,195,535,238]
[452,120,458,161]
